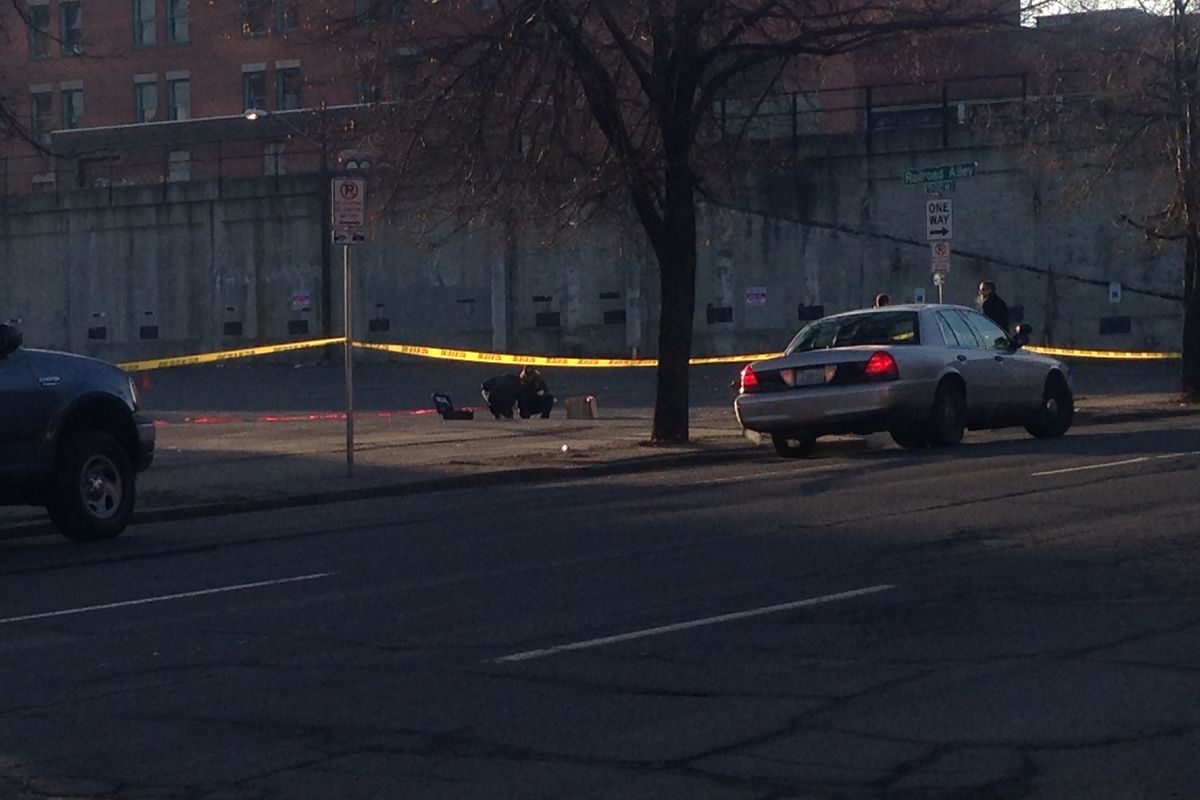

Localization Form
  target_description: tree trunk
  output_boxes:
[649,159,698,444]
[1183,224,1200,400]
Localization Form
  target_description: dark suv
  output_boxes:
[0,324,155,541]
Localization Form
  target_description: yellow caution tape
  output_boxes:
[689,353,782,365]
[1025,345,1181,361]
[119,338,345,372]
[354,341,779,367]
[115,337,1182,374]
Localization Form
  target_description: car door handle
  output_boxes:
[956,355,967,362]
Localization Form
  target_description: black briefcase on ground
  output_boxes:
[432,392,475,420]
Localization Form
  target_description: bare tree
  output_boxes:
[375,0,1046,443]
[1018,1,1200,399]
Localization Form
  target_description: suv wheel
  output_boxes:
[47,431,135,542]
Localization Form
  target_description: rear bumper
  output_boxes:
[734,382,927,434]
[134,415,155,471]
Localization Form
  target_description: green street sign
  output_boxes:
[903,162,977,185]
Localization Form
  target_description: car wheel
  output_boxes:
[47,431,135,542]
[927,382,966,446]
[889,424,928,449]
[771,431,817,458]
[1026,374,1074,438]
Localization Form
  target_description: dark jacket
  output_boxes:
[481,373,523,418]
[982,294,1010,332]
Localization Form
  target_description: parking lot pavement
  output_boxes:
[0,355,1193,537]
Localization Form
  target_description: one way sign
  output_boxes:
[925,198,953,241]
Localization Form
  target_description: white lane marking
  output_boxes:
[1032,457,1150,477]
[1155,450,1200,461]
[0,573,333,626]
[492,584,896,664]
[1032,450,1200,478]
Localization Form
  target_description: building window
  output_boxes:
[168,78,190,120]
[166,0,188,42]
[355,0,408,22]
[353,0,374,23]
[135,81,158,122]
[60,0,83,55]
[62,88,84,129]
[30,91,53,146]
[167,149,190,182]
[241,0,269,36]
[243,70,266,110]
[28,3,51,59]
[276,0,298,32]
[276,67,301,110]
[263,142,285,175]
[133,0,156,46]
[356,67,381,104]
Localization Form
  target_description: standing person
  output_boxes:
[517,365,554,419]
[481,372,522,419]
[874,293,891,308]
[978,280,1010,332]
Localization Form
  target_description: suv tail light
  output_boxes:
[739,364,760,393]
[862,351,899,381]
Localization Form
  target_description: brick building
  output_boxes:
[0,0,499,191]
[0,0,1113,194]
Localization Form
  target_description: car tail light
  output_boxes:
[863,351,899,381]
[739,364,760,393]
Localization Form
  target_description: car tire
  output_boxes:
[46,431,135,542]
[927,382,966,447]
[889,424,928,449]
[1026,374,1074,438]
[771,431,817,458]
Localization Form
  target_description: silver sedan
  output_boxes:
[733,304,1074,457]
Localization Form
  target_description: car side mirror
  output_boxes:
[1012,323,1032,349]
[0,324,22,359]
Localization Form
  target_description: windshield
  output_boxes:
[784,310,920,354]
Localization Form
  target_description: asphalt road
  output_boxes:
[2,416,1199,799]
[135,356,1182,414]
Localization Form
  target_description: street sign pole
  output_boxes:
[343,242,354,478]
[933,271,946,303]
[330,176,366,479]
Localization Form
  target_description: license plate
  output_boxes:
[780,366,834,387]
[797,368,827,386]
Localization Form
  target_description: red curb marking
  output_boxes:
[156,407,474,426]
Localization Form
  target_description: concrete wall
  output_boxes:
[0,137,1184,363]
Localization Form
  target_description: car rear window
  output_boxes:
[784,311,921,354]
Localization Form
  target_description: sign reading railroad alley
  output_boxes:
[903,161,977,186]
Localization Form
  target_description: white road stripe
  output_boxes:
[1032,450,1200,478]
[0,573,333,625]
[492,584,896,663]
[1155,450,1200,461]
[1032,457,1150,477]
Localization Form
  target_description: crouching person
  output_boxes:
[481,373,522,419]
[518,365,554,419]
